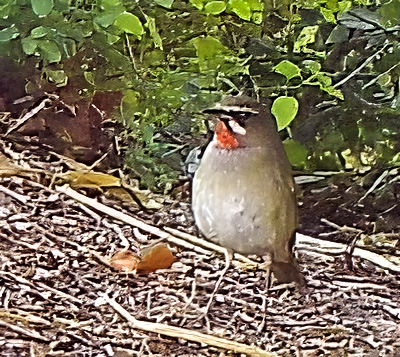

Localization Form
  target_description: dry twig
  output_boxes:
[102,293,275,356]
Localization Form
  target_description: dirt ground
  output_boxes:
[1,129,400,356]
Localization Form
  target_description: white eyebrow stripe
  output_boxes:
[206,105,259,114]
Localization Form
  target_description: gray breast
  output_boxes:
[192,143,297,257]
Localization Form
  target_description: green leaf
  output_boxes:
[338,0,352,14]
[321,85,344,100]
[114,12,144,36]
[271,96,298,131]
[247,0,263,11]
[44,69,68,87]
[189,0,205,10]
[21,38,39,55]
[204,1,226,15]
[95,5,125,28]
[31,0,54,16]
[320,8,336,23]
[121,90,142,124]
[142,124,155,145]
[84,71,96,86]
[0,26,19,42]
[30,26,51,39]
[283,138,308,169]
[100,0,122,8]
[274,60,302,82]
[315,73,332,87]
[145,15,163,49]
[59,37,77,58]
[143,49,165,67]
[309,73,344,99]
[302,60,321,74]
[154,0,174,9]
[379,0,400,28]
[193,36,228,59]
[252,11,263,24]
[38,40,61,63]
[229,0,251,21]
[326,24,350,44]
[294,25,319,52]
[0,0,14,18]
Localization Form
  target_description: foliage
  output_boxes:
[271,96,299,131]
[1,0,400,190]
[190,0,263,22]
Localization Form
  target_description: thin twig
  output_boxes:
[320,218,363,233]
[0,271,82,304]
[102,293,274,356]
[125,33,138,73]
[5,98,51,136]
[0,184,29,204]
[0,309,51,326]
[358,169,389,202]
[0,320,50,342]
[334,42,390,88]
[362,62,400,89]
[296,233,400,274]
[201,248,232,318]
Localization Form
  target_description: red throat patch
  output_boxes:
[215,120,239,149]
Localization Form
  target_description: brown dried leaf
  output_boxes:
[109,249,140,272]
[63,171,122,189]
[136,243,176,274]
[104,187,137,204]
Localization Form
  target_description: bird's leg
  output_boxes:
[261,254,273,291]
[202,247,233,317]
[265,265,272,291]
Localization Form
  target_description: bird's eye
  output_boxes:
[234,113,250,127]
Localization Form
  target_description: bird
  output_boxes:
[192,95,303,284]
